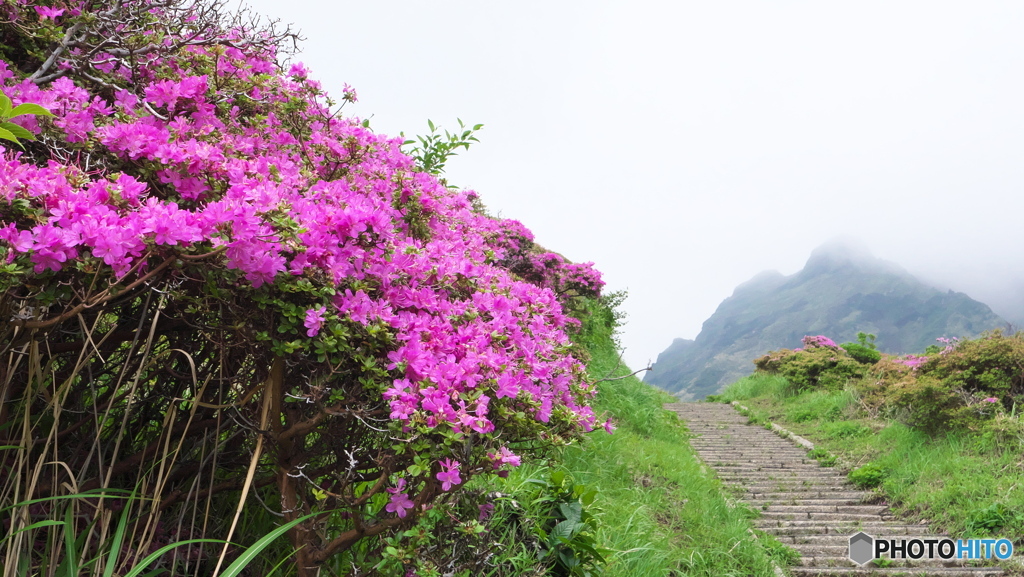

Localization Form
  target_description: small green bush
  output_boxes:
[755,531,801,566]
[822,421,872,440]
[848,463,886,488]
[756,347,866,392]
[807,448,837,467]
[840,342,882,365]
[923,332,1024,411]
[964,503,1024,537]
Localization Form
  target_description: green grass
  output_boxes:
[504,301,784,576]
[718,374,1024,546]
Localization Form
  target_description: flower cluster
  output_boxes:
[936,336,961,355]
[801,335,838,350]
[0,0,605,563]
[483,218,604,301]
[0,29,599,433]
[894,354,929,370]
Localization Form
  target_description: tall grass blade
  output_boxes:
[121,539,224,577]
[217,514,314,577]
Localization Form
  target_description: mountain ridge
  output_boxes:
[644,242,1007,400]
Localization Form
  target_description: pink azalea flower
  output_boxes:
[386,479,414,518]
[304,306,327,337]
[34,6,64,20]
[436,459,461,491]
[984,397,999,403]
[488,446,521,469]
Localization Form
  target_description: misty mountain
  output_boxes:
[644,240,1007,400]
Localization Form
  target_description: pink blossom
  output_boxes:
[304,306,327,337]
[436,459,461,491]
[983,397,999,403]
[801,335,837,349]
[895,355,929,370]
[0,4,606,526]
[34,6,64,20]
[478,502,494,521]
[341,83,358,102]
[385,479,414,518]
[488,446,521,468]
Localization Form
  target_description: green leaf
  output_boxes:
[0,488,136,513]
[0,520,64,544]
[549,519,579,543]
[10,102,54,118]
[550,470,566,486]
[0,93,11,117]
[62,508,79,577]
[0,126,22,146]
[580,488,598,507]
[1,122,34,141]
[103,498,133,577]
[559,501,583,524]
[217,514,315,577]
[122,539,224,577]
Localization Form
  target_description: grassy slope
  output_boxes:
[717,374,1024,547]
[509,298,782,576]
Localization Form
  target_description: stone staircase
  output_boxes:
[666,402,1006,576]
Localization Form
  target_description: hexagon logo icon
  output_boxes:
[849,531,874,565]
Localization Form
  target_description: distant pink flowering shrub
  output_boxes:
[0,1,604,572]
[755,335,865,391]
[894,354,929,369]
[936,336,961,355]
[802,335,838,349]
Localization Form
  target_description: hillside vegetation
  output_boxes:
[713,333,1024,550]
[0,1,616,574]
[447,295,786,577]
[0,1,791,575]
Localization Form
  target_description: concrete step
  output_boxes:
[759,504,889,515]
[729,482,854,492]
[758,511,895,522]
[747,498,871,507]
[760,522,935,535]
[778,534,954,546]
[745,490,874,500]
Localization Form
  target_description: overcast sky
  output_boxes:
[240,0,1024,371]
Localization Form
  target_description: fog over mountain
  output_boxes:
[644,240,1007,400]
[907,267,1024,331]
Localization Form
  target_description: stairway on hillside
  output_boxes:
[666,402,1007,577]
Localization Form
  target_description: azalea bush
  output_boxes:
[753,335,866,391]
[0,1,604,574]
[874,332,1024,433]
